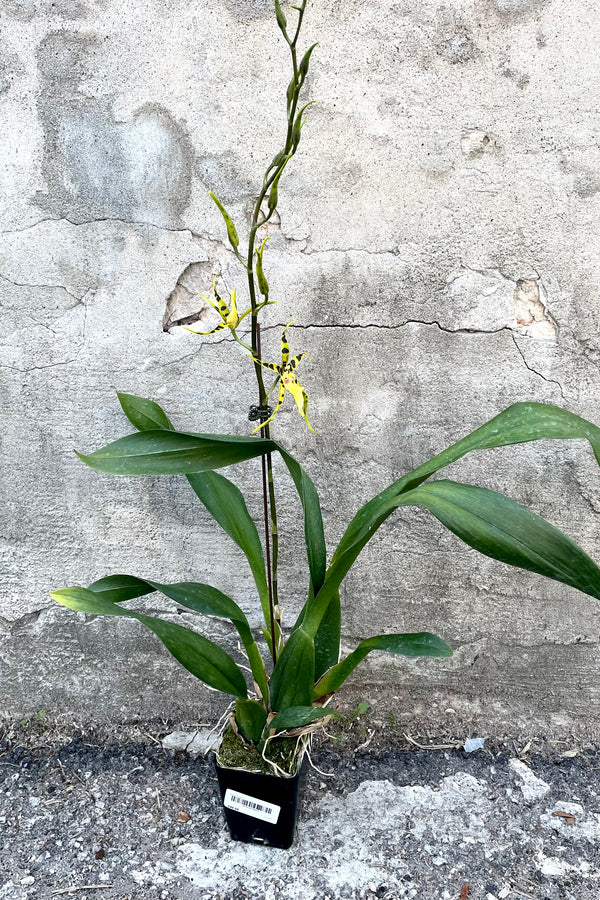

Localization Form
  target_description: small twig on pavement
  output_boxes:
[404,733,460,751]
[138,730,161,746]
[52,887,109,896]
[356,728,374,751]
[56,757,86,787]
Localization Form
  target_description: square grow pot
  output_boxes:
[215,757,305,849]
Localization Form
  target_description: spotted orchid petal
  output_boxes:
[228,290,239,325]
[288,352,308,371]
[184,320,228,336]
[284,373,315,433]
[280,319,296,365]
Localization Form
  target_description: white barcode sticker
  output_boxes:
[224,788,281,824]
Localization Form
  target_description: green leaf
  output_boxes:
[87,573,155,603]
[151,579,268,702]
[82,574,268,703]
[397,480,600,602]
[313,587,340,680]
[302,402,600,638]
[50,586,248,698]
[208,191,240,251]
[117,393,173,432]
[114,393,271,652]
[76,416,326,605]
[278,447,326,595]
[314,632,453,699]
[76,430,275,475]
[269,627,314,712]
[235,699,268,743]
[187,472,270,626]
[269,705,333,734]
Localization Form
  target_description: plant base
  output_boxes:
[215,757,304,849]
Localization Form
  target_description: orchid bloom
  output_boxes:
[252,321,315,434]
[185,277,272,337]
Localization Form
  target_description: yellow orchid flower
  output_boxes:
[184,277,273,337]
[252,321,315,434]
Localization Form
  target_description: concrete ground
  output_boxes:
[1,717,599,900]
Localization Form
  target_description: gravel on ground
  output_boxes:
[1,719,599,900]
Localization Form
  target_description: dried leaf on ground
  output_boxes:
[552,810,575,825]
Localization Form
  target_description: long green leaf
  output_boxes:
[278,448,326,595]
[314,632,453,699]
[116,394,272,638]
[302,402,600,637]
[235,699,268,743]
[77,412,327,602]
[86,574,268,703]
[396,480,600,601]
[50,586,248,698]
[313,587,340,679]
[269,705,333,734]
[187,472,270,627]
[76,430,275,475]
[269,627,314,712]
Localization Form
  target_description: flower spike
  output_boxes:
[251,321,315,434]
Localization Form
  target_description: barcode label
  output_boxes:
[224,788,281,824]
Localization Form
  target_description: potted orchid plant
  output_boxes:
[51,0,600,849]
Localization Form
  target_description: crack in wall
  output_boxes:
[169,319,566,401]
[300,245,400,257]
[0,215,203,241]
[169,319,520,344]
[0,304,88,374]
[0,609,45,635]
[1,217,403,262]
[0,271,86,305]
[510,332,566,400]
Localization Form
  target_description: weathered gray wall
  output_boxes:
[2,0,600,734]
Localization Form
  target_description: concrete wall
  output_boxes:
[2,0,600,734]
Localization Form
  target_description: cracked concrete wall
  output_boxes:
[2,0,600,734]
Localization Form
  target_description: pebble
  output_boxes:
[508,758,551,801]
[161,730,218,757]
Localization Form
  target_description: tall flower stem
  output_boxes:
[244,0,311,666]
[256,323,279,666]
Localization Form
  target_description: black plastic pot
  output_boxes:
[215,757,304,849]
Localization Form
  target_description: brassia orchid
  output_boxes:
[251,322,314,434]
[184,276,274,340]
[52,0,600,774]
